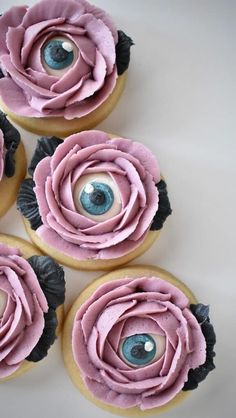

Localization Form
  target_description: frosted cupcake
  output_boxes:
[0,111,26,217]
[0,234,65,380]
[17,131,172,270]
[0,0,133,137]
[63,265,216,416]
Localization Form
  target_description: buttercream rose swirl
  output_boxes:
[0,0,132,120]
[0,244,48,378]
[18,130,169,260]
[72,277,209,410]
[0,242,65,379]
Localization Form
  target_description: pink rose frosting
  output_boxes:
[33,131,160,260]
[0,130,5,181]
[0,243,48,378]
[72,276,206,410]
[0,0,118,120]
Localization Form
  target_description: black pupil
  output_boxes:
[50,45,68,63]
[89,190,105,206]
[131,343,147,359]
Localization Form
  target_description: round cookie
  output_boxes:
[17,131,172,270]
[63,265,216,416]
[0,234,65,381]
[0,112,26,217]
[0,0,133,137]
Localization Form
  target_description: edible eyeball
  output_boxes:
[119,333,166,368]
[41,36,79,77]
[73,173,122,222]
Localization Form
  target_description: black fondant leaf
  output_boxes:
[26,308,58,362]
[201,321,217,352]
[0,110,20,177]
[150,180,172,231]
[190,303,210,324]
[205,355,216,371]
[182,369,203,391]
[183,304,216,391]
[4,149,16,177]
[0,111,20,149]
[28,136,63,176]
[116,30,134,75]
[28,255,65,309]
[16,178,42,230]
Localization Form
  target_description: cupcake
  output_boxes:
[17,131,172,270]
[0,0,133,137]
[63,265,216,416]
[0,111,26,217]
[0,234,65,380]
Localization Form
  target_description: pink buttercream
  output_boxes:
[72,276,206,410]
[0,243,48,378]
[0,0,118,120]
[0,130,5,181]
[33,131,160,260]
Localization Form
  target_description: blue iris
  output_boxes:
[80,182,114,216]
[43,40,74,70]
[122,334,156,366]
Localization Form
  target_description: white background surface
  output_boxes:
[0,0,235,417]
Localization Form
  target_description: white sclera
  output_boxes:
[119,334,166,368]
[152,334,166,361]
[73,173,122,222]
[41,36,79,77]
[0,289,8,318]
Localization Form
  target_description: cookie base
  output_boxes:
[62,265,197,417]
[0,233,64,381]
[23,218,160,271]
[0,73,126,137]
[0,142,26,218]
